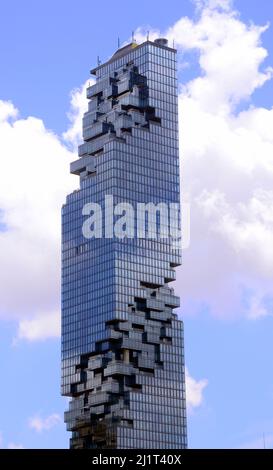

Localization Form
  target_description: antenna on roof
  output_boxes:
[147,31,150,41]
[97,55,101,66]
[132,30,135,43]
[173,39,175,49]
[118,37,120,48]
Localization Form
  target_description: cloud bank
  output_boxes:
[186,367,208,412]
[29,413,62,433]
[0,99,76,340]
[173,0,273,319]
[134,0,273,320]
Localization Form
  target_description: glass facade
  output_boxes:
[61,39,187,449]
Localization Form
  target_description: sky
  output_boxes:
[0,0,273,449]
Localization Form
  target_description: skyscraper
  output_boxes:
[61,38,187,449]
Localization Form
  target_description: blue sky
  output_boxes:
[0,0,273,449]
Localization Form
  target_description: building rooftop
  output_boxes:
[90,38,175,75]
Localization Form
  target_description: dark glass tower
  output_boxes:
[62,38,187,449]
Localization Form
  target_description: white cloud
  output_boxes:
[0,104,75,322]
[0,431,24,449]
[0,100,18,122]
[0,86,86,340]
[185,368,208,412]
[15,311,60,342]
[63,79,92,148]
[194,0,232,11]
[134,1,273,320]
[167,1,273,319]
[240,433,273,449]
[170,6,272,113]
[7,443,24,449]
[29,413,62,433]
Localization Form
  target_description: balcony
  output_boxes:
[104,361,133,377]
[82,121,109,141]
[86,77,110,99]
[88,356,103,371]
[78,134,109,156]
[70,155,96,176]
[146,298,164,311]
